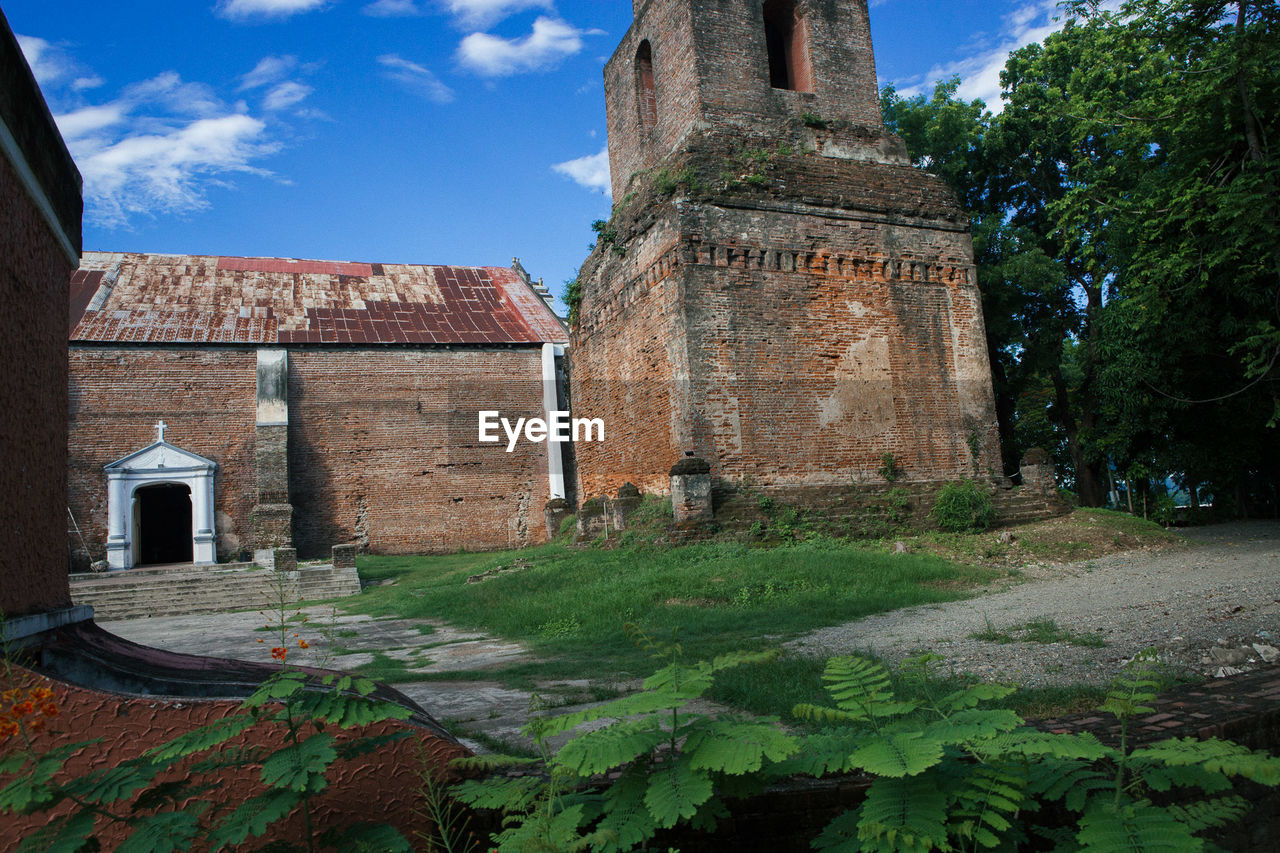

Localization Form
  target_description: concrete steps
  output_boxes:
[71,563,362,621]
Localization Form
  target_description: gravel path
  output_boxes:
[788,520,1280,687]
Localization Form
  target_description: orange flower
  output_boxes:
[298,640,310,650]
[41,703,58,718]
[12,701,33,718]
[271,647,287,661]
[2,689,20,703]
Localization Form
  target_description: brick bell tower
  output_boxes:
[569,0,1001,499]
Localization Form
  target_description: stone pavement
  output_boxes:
[99,607,622,752]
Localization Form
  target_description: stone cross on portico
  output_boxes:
[155,420,167,443]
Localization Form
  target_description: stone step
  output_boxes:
[72,565,362,621]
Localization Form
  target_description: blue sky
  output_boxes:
[6,0,1075,311]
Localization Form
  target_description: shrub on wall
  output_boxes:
[931,481,995,533]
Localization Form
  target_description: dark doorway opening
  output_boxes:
[136,483,193,565]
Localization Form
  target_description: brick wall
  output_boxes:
[1,9,82,616]
[67,348,259,562]
[67,347,556,562]
[571,131,1002,500]
[0,153,74,615]
[606,0,888,198]
[287,349,554,556]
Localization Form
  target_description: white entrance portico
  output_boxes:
[104,422,218,570]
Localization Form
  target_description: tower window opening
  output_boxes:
[636,40,658,132]
[763,0,812,92]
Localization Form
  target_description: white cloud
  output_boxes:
[363,0,423,16]
[72,76,105,91]
[263,81,313,110]
[378,54,455,103]
[457,16,595,76]
[54,104,128,140]
[217,0,328,20]
[75,114,278,227]
[893,0,1092,111]
[553,147,610,196]
[239,55,298,90]
[444,0,553,29]
[15,34,65,85]
[44,67,285,227]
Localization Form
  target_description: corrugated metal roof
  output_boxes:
[69,252,568,346]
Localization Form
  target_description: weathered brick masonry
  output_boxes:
[572,0,1001,499]
[67,255,567,563]
[0,8,82,615]
[287,349,552,556]
[67,349,259,561]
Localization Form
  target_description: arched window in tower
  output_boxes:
[636,40,658,132]
[763,0,812,92]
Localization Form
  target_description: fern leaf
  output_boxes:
[117,810,205,853]
[493,802,588,852]
[923,708,1023,745]
[792,703,865,725]
[143,715,256,762]
[554,719,667,776]
[61,759,160,806]
[640,660,715,699]
[642,755,714,828]
[259,733,337,793]
[1130,737,1280,785]
[989,730,1112,761]
[937,683,1017,712]
[207,788,304,848]
[850,731,945,778]
[533,689,682,739]
[1166,795,1250,833]
[1076,800,1203,851]
[767,730,865,778]
[822,656,918,720]
[857,775,950,852]
[1026,758,1111,813]
[1137,762,1232,794]
[949,763,1028,849]
[451,775,542,813]
[684,717,799,775]
[594,765,659,852]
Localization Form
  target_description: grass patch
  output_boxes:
[970,617,1107,648]
[348,537,1004,682]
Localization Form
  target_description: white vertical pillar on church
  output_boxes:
[105,472,131,570]
[191,467,216,565]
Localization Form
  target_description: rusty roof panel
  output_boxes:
[70,253,568,346]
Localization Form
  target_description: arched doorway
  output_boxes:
[104,425,218,570]
[135,483,194,565]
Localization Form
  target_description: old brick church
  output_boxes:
[66,0,1002,567]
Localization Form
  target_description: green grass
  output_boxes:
[347,537,1005,682]
[970,617,1107,648]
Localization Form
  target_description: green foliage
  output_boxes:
[970,617,1106,648]
[652,166,699,196]
[590,218,625,257]
[563,273,582,326]
[878,453,904,483]
[1,609,413,852]
[801,111,829,129]
[930,481,995,533]
[795,652,1280,851]
[451,627,798,851]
